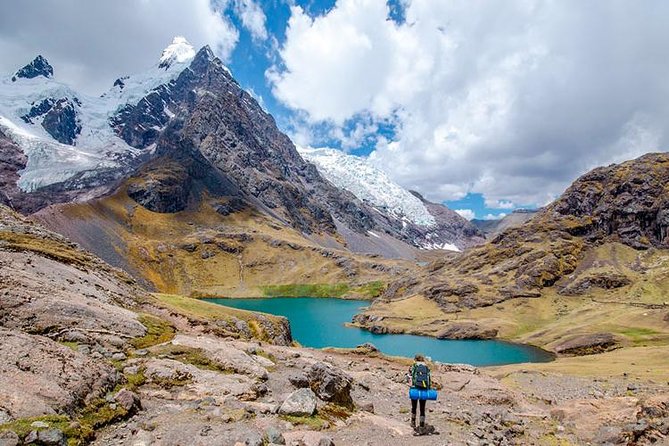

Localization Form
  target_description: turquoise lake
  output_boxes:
[210,297,553,366]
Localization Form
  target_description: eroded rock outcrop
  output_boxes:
[0,329,117,420]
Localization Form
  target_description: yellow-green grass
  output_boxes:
[488,345,669,382]
[130,314,175,349]
[44,191,405,298]
[260,281,384,299]
[151,292,288,343]
[153,292,281,322]
[0,231,95,269]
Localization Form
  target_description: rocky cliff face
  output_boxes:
[547,152,669,248]
[12,55,53,81]
[22,97,82,144]
[376,153,669,311]
[2,42,455,258]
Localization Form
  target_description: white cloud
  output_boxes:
[270,0,669,206]
[485,199,515,210]
[234,0,268,42]
[483,213,507,221]
[0,0,239,94]
[455,209,475,221]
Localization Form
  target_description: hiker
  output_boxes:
[407,354,433,433]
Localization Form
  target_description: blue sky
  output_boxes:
[224,0,401,157]
[221,0,530,220]
[2,0,667,220]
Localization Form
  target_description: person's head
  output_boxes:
[414,354,425,362]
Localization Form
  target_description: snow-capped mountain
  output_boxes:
[299,147,484,251]
[0,37,197,192]
[299,147,436,227]
[1,36,483,257]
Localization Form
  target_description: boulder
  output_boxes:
[114,388,141,413]
[355,343,378,353]
[554,333,620,356]
[171,335,269,380]
[288,372,309,389]
[264,426,286,445]
[37,429,66,446]
[559,271,632,295]
[283,431,335,446]
[307,362,353,407]
[279,389,317,416]
[0,431,19,446]
[0,328,117,419]
[436,322,498,340]
[144,358,193,385]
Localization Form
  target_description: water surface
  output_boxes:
[210,297,553,366]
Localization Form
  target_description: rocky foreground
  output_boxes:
[1,204,669,446]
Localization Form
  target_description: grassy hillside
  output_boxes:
[34,190,407,299]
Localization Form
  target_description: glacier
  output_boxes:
[0,37,198,192]
[299,147,437,227]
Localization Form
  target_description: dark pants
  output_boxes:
[411,398,426,427]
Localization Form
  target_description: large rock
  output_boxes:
[436,322,498,340]
[279,388,317,416]
[307,362,353,407]
[554,333,620,356]
[0,430,19,446]
[171,335,269,380]
[0,328,117,419]
[0,205,147,348]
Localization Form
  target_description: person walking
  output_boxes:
[407,354,433,434]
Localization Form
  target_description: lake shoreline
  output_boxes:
[209,296,555,367]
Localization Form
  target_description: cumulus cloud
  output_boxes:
[233,0,268,42]
[270,0,669,206]
[485,199,515,210]
[483,213,507,221]
[0,0,239,94]
[455,209,475,221]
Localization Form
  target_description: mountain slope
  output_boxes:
[300,147,484,250]
[1,38,474,261]
[353,153,669,351]
[471,209,538,238]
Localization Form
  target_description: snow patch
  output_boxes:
[0,37,199,191]
[159,36,196,68]
[299,147,436,227]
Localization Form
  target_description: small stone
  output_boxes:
[24,431,38,444]
[317,437,335,446]
[123,365,140,375]
[134,349,149,357]
[112,352,127,361]
[279,388,317,416]
[245,432,263,446]
[30,421,50,429]
[37,429,65,446]
[0,409,11,424]
[264,426,285,445]
[114,388,141,412]
[0,430,20,446]
[359,402,374,413]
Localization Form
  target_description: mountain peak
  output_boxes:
[158,36,196,70]
[12,55,53,81]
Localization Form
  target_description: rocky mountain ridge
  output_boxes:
[1,37,479,258]
[300,147,484,251]
[1,203,668,446]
